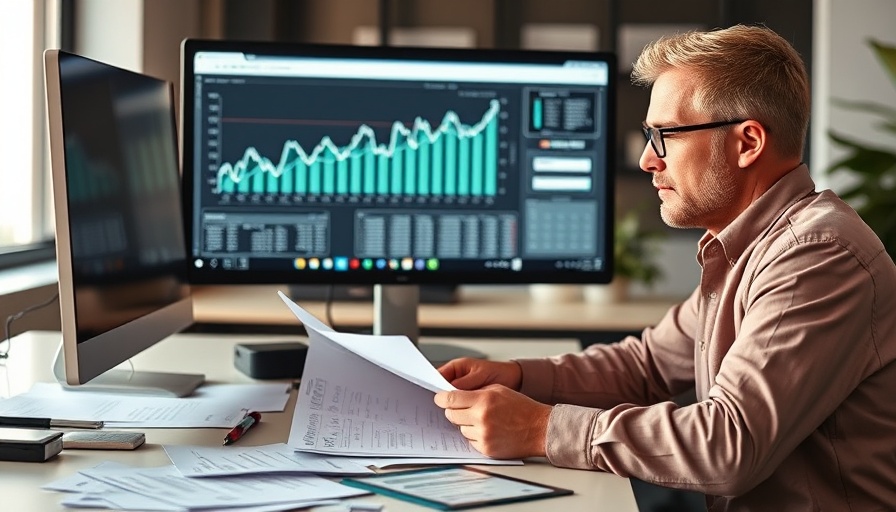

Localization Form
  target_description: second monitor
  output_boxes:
[180,41,616,347]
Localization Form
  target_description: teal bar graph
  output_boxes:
[309,162,321,194]
[364,152,375,194]
[350,155,362,194]
[323,160,335,194]
[418,138,430,195]
[471,133,483,196]
[222,177,235,194]
[216,99,502,198]
[445,134,457,195]
[338,159,351,194]
[267,167,279,194]
[432,137,443,195]
[391,148,403,194]
[405,142,417,195]
[377,154,389,194]
[295,162,307,194]
[458,137,470,196]
[281,166,293,194]
[485,114,497,195]
[533,97,543,130]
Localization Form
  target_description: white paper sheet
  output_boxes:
[50,462,341,512]
[288,327,482,458]
[279,292,514,464]
[354,456,523,468]
[46,462,186,511]
[277,291,453,393]
[164,443,374,477]
[0,382,290,428]
[79,464,366,509]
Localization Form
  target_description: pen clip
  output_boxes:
[53,419,104,429]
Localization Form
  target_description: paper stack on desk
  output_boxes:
[0,382,291,428]
[43,460,366,511]
[278,291,519,466]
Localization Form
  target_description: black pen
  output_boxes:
[0,416,103,429]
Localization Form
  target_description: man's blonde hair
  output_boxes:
[632,24,810,159]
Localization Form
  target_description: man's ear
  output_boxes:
[736,120,766,168]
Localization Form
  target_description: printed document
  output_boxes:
[279,292,512,462]
[78,463,366,509]
[164,443,374,477]
[0,382,290,428]
[44,461,343,511]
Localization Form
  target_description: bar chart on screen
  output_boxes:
[214,98,503,200]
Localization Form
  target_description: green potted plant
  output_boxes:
[585,209,664,303]
[826,40,896,260]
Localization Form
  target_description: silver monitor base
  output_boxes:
[52,342,204,397]
[374,284,486,367]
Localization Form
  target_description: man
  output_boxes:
[434,25,896,511]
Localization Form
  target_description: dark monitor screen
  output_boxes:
[45,50,197,392]
[180,40,615,286]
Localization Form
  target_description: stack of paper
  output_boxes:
[43,460,367,511]
[278,292,520,466]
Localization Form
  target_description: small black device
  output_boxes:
[233,341,308,379]
[0,427,64,462]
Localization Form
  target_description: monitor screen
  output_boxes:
[180,40,615,286]
[45,50,201,395]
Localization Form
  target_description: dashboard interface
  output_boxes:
[181,42,615,285]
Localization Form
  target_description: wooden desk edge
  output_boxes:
[191,285,678,333]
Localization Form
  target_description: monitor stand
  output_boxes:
[51,343,205,397]
[373,284,486,367]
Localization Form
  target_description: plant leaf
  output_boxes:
[879,119,896,136]
[870,39,896,89]
[826,147,896,178]
[831,98,896,119]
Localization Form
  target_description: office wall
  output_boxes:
[811,0,896,190]
[73,0,143,72]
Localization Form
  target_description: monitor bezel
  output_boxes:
[180,39,616,286]
[45,49,194,386]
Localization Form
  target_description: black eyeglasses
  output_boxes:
[642,119,746,158]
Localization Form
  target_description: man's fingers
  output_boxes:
[433,390,477,409]
[444,408,475,427]
[437,363,458,382]
[449,373,486,391]
[458,424,479,442]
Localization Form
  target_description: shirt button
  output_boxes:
[709,292,718,299]
[700,342,706,351]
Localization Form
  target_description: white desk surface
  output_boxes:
[0,331,638,512]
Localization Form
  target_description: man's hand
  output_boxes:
[433,384,551,460]
[437,358,523,391]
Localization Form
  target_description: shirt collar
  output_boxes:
[701,164,817,266]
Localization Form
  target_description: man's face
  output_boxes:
[639,69,743,234]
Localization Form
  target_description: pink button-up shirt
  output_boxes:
[516,165,896,511]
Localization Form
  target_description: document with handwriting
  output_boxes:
[279,292,504,461]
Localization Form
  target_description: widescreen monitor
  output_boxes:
[180,40,616,347]
[45,50,203,396]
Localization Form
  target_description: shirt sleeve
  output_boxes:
[526,239,882,496]
[515,287,699,408]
